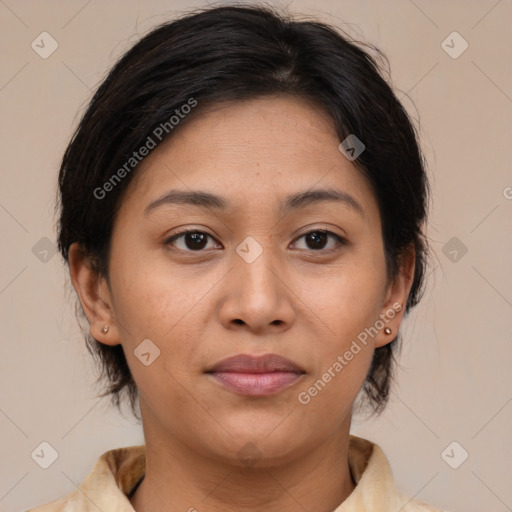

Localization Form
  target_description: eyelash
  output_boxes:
[163,228,347,253]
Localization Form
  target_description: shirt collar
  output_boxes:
[28,435,434,511]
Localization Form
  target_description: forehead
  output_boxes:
[117,95,379,222]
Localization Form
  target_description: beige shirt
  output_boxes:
[27,435,445,511]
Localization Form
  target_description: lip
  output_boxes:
[206,354,305,396]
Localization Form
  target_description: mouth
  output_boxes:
[205,353,306,396]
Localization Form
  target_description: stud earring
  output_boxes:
[101,326,109,334]
[384,327,392,335]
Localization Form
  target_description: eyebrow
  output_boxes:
[144,188,364,217]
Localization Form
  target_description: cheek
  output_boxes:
[119,296,209,425]
[109,244,206,340]
[295,276,380,416]
[296,259,386,345]
[292,258,386,402]
[108,259,213,412]
[297,348,373,409]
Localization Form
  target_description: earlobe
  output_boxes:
[68,242,120,346]
[374,244,416,348]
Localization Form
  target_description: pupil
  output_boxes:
[186,232,207,250]
[308,231,327,249]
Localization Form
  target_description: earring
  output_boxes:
[101,326,109,334]
[384,327,392,335]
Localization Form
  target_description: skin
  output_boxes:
[69,95,415,512]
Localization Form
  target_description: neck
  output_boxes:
[130,426,355,512]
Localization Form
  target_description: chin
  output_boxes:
[200,418,309,467]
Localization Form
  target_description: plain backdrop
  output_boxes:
[1,1,511,511]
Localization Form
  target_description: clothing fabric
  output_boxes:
[26,435,445,511]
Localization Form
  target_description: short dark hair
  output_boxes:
[57,3,430,419]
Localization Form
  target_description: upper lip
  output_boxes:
[206,354,305,374]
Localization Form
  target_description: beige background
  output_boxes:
[1,1,511,511]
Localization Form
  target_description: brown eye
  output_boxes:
[165,230,218,251]
[292,230,346,251]
[305,231,328,250]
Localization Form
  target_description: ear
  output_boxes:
[68,242,121,346]
[374,243,416,348]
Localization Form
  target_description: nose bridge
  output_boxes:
[219,234,295,331]
[234,235,281,299]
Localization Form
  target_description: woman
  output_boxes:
[29,4,444,511]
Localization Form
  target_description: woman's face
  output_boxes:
[87,95,411,465]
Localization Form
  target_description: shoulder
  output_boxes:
[338,435,448,512]
[25,445,146,512]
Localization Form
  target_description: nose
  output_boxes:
[218,248,296,335]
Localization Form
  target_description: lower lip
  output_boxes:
[209,371,303,396]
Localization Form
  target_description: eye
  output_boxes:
[291,229,347,251]
[164,229,220,251]
[164,228,346,253]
